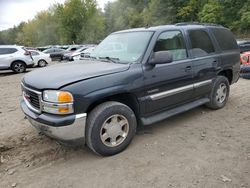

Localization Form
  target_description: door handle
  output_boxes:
[185,66,192,72]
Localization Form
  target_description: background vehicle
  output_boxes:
[240,51,250,65]
[29,50,51,67]
[237,39,250,53]
[43,48,65,61]
[74,46,96,60]
[63,46,87,61]
[0,45,34,73]
[62,45,83,60]
[21,23,240,156]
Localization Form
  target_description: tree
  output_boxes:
[198,0,224,24]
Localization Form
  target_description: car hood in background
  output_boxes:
[23,60,130,90]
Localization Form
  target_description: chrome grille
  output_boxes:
[21,83,41,113]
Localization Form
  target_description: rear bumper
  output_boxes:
[21,100,87,143]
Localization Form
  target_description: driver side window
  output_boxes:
[154,31,187,61]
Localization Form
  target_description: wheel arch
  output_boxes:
[86,93,140,120]
[217,69,233,84]
[11,60,27,67]
[38,59,47,63]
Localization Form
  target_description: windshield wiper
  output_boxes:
[98,56,120,64]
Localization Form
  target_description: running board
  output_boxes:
[140,98,210,126]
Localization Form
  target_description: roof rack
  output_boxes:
[175,22,222,27]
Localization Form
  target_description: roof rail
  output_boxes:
[175,22,222,27]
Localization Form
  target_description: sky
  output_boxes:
[0,0,115,31]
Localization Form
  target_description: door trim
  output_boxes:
[149,79,212,101]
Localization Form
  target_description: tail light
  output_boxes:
[24,50,33,60]
[24,51,30,56]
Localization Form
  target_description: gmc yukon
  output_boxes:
[21,23,240,156]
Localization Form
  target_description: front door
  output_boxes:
[143,30,194,115]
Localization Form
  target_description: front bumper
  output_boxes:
[21,100,87,143]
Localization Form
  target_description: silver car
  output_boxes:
[0,45,34,73]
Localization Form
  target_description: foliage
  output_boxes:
[0,0,249,46]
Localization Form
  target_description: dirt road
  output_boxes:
[0,68,249,188]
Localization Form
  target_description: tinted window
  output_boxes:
[154,30,187,61]
[54,48,63,52]
[188,29,215,57]
[0,48,17,55]
[212,28,238,51]
[43,49,54,53]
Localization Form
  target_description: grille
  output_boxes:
[22,84,41,111]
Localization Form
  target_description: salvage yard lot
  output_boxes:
[0,67,249,188]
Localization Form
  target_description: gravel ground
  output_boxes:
[0,66,249,188]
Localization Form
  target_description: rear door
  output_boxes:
[143,30,194,114]
[185,29,219,98]
[0,48,17,69]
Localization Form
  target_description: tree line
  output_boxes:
[0,0,249,46]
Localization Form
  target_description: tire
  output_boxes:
[86,101,137,156]
[240,72,250,79]
[11,61,26,73]
[38,60,47,67]
[206,76,230,110]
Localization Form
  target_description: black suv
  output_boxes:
[21,23,240,156]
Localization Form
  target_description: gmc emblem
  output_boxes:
[23,92,31,102]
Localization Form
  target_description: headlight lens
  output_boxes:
[43,90,73,103]
[42,90,74,114]
[242,55,249,62]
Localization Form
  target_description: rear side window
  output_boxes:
[154,30,187,61]
[0,48,17,55]
[31,51,39,56]
[55,49,63,52]
[211,28,238,51]
[188,29,215,57]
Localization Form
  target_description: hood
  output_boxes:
[23,60,130,90]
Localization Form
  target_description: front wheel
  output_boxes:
[86,101,137,156]
[206,76,230,110]
[38,60,47,67]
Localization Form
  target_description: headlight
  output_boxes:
[242,55,249,62]
[73,55,81,60]
[42,90,74,114]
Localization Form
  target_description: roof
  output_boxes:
[114,23,225,34]
[0,45,23,48]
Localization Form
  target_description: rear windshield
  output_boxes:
[211,28,238,51]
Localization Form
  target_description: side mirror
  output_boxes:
[148,51,173,65]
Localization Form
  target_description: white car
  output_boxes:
[75,47,96,60]
[0,45,34,73]
[30,50,51,67]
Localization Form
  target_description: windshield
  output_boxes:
[91,31,153,63]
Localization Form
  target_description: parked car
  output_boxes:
[21,23,240,156]
[240,51,250,65]
[73,46,96,60]
[237,39,250,53]
[43,48,65,61]
[63,46,87,61]
[62,45,83,60]
[29,50,51,67]
[0,45,34,73]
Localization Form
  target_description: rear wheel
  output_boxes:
[38,60,47,67]
[86,101,137,156]
[11,61,26,73]
[206,76,230,109]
